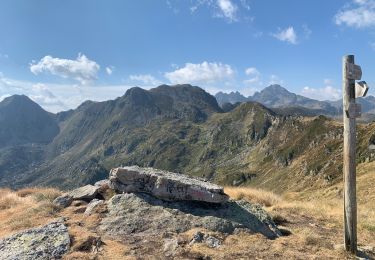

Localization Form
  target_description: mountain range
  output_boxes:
[1,84,374,193]
[215,84,375,119]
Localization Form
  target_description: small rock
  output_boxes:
[69,185,99,201]
[53,193,73,208]
[84,199,105,215]
[205,236,221,248]
[0,219,70,260]
[190,231,205,244]
[95,179,110,189]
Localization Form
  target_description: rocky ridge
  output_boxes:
[0,166,281,259]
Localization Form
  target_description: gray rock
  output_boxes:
[53,193,73,208]
[189,232,221,248]
[205,236,221,248]
[100,193,281,240]
[94,179,110,187]
[0,219,70,260]
[163,238,179,257]
[84,199,105,215]
[109,166,229,203]
[69,184,98,201]
[190,231,205,244]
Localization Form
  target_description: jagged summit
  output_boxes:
[215,84,341,115]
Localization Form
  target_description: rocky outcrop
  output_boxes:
[100,193,281,239]
[53,193,73,208]
[53,185,100,208]
[69,184,99,200]
[0,219,70,260]
[84,199,105,215]
[109,166,229,204]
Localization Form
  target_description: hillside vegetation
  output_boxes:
[1,84,375,194]
[0,163,373,259]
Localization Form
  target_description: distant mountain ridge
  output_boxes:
[215,84,375,117]
[1,84,375,194]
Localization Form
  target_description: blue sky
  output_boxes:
[1,0,375,112]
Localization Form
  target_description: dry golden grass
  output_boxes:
[225,186,281,207]
[0,170,373,259]
[221,184,374,258]
[0,187,62,238]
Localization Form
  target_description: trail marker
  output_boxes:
[342,55,369,254]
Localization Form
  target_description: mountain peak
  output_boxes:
[0,94,59,147]
[260,84,290,94]
[1,94,35,106]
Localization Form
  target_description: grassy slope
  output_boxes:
[11,100,375,197]
[1,167,373,259]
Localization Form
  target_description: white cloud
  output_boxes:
[30,53,100,85]
[105,66,114,75]
[165,61,234,84]
[335,0,375,28]
[245,67,260,76]
[186,0,246,22]
[301,79,341,101]
[243,67,261,85]
[216,0,238,22]
[302,86,341,101]
[272,26,298,44]
[29,83,68,111]
[269,74,284,85]
[324,78,333,85]
[240,0,251,10]
[0,73,131,113]
[129,74,162,86]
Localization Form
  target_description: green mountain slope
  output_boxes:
[1,85,374,194]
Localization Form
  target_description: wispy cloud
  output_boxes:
[243,67,261,85]
[335,0,375,28]
[165,61,234,84]
[106,66,114,75]
[269,74,284,85]
[0,73,131,113]
[301,79,341,101]
[271,26,298,44]
[180,0,250,22]
[30,53,100,85]
[216,0,238,22]
[129,74,162,86]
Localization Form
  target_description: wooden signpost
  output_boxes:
[342,55,368,254]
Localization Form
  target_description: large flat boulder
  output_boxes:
[109,166,229,203]
[100,193,281,239]
[0,219,70,260]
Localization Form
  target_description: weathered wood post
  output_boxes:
[342,55,369,254]
[343,55,357,254]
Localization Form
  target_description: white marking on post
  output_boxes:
[355,81,368,98]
